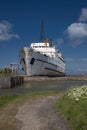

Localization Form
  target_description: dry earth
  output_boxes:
[16,96,71,130]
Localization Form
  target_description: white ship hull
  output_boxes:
[20,47,65,76]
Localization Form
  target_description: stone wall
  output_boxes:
[0,76,24,88]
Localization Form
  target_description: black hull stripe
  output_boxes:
[32,58,65,74]
[35,58,57,67]
[35,58,65,74]
[45,67,65,75]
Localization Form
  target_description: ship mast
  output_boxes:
[40,20,46,42]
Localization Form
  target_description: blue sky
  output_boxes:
[0,0,87,74]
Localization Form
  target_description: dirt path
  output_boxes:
[16,96,71,130]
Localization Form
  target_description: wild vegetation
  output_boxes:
[0,68,11,75]
[57,85,87,130]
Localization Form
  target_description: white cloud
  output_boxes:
[66,58,87,74]
[65,8,87,47]
[66,23,87,47]
[78,68,87,72]
[66,58,73,61]
[0,20,19,41]
[53,38,64,47]
[66,58,87,62]
[79,8,87,22]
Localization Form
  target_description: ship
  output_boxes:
[20,24,65,76]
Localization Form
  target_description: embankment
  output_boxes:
[24,75,87,82]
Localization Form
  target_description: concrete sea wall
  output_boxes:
[0,76,24,88]
[0,75,87,88]
[24,75,87,82]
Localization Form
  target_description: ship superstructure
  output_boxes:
[20,38,65,76]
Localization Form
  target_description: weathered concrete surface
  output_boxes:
[1,75,87,88]
[0,76,24,88]
[24,75,87,82]
[0,76,11,88]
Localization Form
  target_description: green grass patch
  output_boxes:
[0,91,60,109]
[56,86,87,130]
[0,94,20,109]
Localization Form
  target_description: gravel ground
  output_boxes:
[16,96,71,130]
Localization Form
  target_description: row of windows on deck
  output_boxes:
[33,46,49,48]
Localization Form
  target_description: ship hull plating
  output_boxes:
[20,48,65,76]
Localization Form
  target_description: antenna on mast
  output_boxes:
[40,20,46,41]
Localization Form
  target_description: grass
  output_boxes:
[0,91,60,110]
[56,86,87,130]
[0,94,22,130]
[0,95,20,108]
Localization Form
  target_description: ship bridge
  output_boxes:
[31,42,50,48]
[31,41,57,59]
